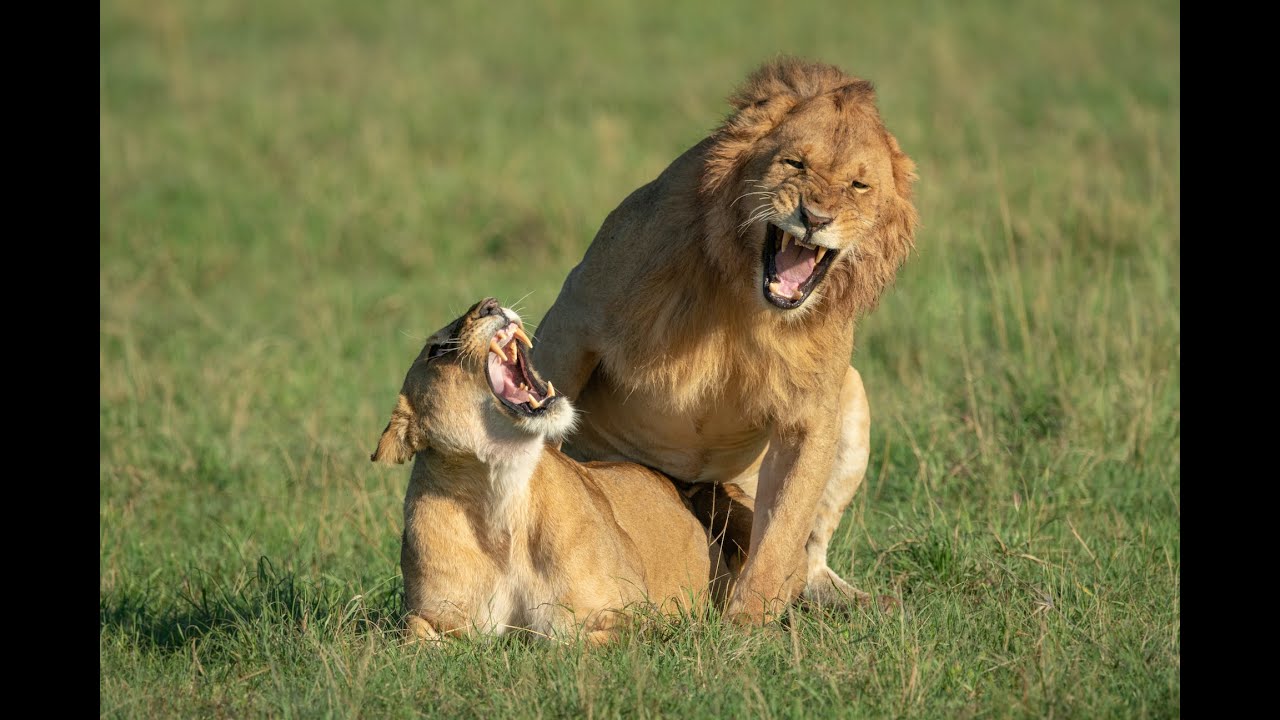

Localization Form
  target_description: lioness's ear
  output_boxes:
[371,394,420,465]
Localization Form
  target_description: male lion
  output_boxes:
[372,298,742,643]
[532,58,918,623]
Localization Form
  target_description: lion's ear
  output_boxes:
[727,57,858,111]
[842,129,919,314]
[701,93,799,197]
[885,130,918,202]
[703,59,866,198]
[370,394,420,465]
[883,130,919,271]
[857,129,918,310]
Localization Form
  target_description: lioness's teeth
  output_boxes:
[546,382,556,398]
[506,343,518,363]
[513,327,533,349]
[768,281,783,296]
[781,234,791,252]
[790,289,804,301]
[490,340,503,357]
[815,246,827,263]
[527,396,543,410]
[519,383,528,392]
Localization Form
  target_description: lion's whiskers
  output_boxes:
[739,203,778,234]
[731,189,776,208]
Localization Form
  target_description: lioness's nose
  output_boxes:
[801,206,833,232]
[476,297,503,318]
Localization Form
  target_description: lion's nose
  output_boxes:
[801,206,833,232]
[477,297,503,318]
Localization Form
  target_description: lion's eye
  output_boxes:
[783,158,805,170]
[425,342,449,361]
[851,180,870,192]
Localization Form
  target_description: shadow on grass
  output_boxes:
[99,557,402,653]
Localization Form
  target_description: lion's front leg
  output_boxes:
[402,607,480,643]
[802,365,874,609]
[726,414,838,625]
[403,613,442,643]
[531,268,602,406]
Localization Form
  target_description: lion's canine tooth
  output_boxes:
[546,381,556,398]
[527,396,543,410]
[781,234,791,252]
[513,327,533,349]
[815,246,827,263]
[489,340,503,357]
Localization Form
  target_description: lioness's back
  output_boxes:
[579,460,712,608]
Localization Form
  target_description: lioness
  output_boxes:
[371,298,741,643]
[532,58,918,622]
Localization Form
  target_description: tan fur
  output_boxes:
[532,58,918,622]
[372,299,736,643]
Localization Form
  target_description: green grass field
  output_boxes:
[100,0,1180,716]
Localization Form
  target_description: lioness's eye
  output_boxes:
[851,180,870,192]
[783,158,805,170]
[425,343,448,360]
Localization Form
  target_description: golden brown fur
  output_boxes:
[532,58,917,622]
[371,299,738,644]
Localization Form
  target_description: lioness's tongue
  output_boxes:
[775,242,818,297]
[488,355,531,404]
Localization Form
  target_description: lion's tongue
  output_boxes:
[488,354,531,404]
[775,243,818,297]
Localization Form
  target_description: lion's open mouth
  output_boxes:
[761,224,838,309]
[487,322,558,416]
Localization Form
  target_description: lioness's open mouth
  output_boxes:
[762,224,838,309]
[487,322,558,416]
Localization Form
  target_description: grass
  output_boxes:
[100,0,1180,716]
